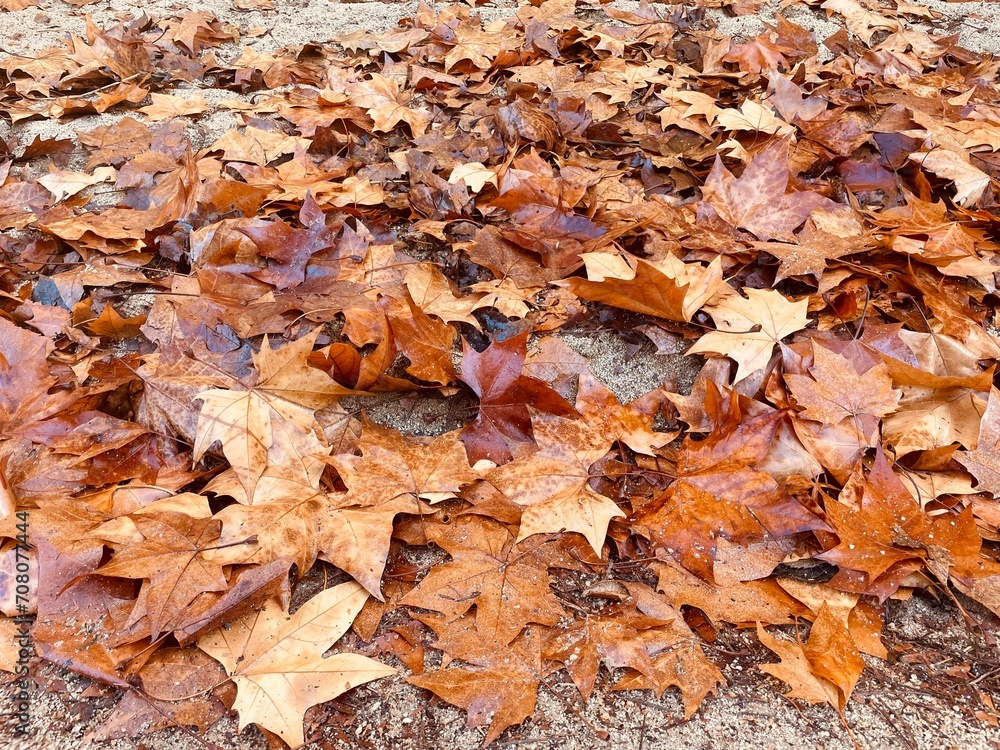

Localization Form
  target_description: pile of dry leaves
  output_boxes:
[1,0,1000,745]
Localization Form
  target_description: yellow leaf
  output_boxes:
[688,288,809,382]
[448,162,498,193]
[198,582,394,748]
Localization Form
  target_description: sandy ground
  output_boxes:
[3,0,1000,748]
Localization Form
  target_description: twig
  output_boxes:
[495,735,569,748]
[537,679,609,742]
[866,695,917,750]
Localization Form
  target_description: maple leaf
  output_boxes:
[633,396,825,583]
[404,262,483,328]
[327,420,478,508]
[957,387,1000,496]
[575,371,675,455]
[37,166,116,202]
[880,330,991,455]
[317,421,479,596]
[688,288,810,383]
[349,73,430,136]
[380,294,456,385]
[448,162,498,193]
[822,0,900,44]
[93,512,230,639]
[399,516,574,647]
[408,614,545,745]
[193,329,348,499]
[139,92,208,121]
[486,413,624,556]
[544,603,673,700]
[702,140,828,241]
[756,603,865,710]
[0,318,59,432]
[752,220,865,282]
[816,451,938,594]
[198,581,393,748]
[459,331,578,465]
[908,150,991,207]
[786,342,901,426]
[560,252,723,322]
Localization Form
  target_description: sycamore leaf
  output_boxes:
[786,343,901,425]
[192,389,273,502]
[688,288,810,383]
[560,253,723,322]
[459,331,578,465]
[487,412,624,556]
[94,513,229,639]
[957,388,1000,496]
[380,294,456,385]
[634,402,824,583]
[543,603,672,700]
[320,422,478,596]
[194,329,349,499]
[349,73,430,136]
[407,614,544,745]
[404,262,484,328]
[448,162,499,193]
[822,0,900,44]
[575,371,675,455]
[752,220,864,282]
[399,516,574,647]
[715,100,795,136]
[702,140,827,241]
[37,166,116,202]
[813,450,984,595]
[757,605,865,711]
[326,420,479,508]
[198,582,393,748]
[908,150,991,207]
[139,93,208,121]
[409,665,536,746]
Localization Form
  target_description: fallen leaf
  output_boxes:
[198,582,393,748]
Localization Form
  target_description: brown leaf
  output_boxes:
[786,342,901,425]
[459,331,578,465]
[399,516,574,647]
[93,512,230,639]
[561,253,723,322]
[486,412,623,555]
[544,602,672,699]
[702,140,829,241]
[957,387,1000,496]
[634,396,825,582]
